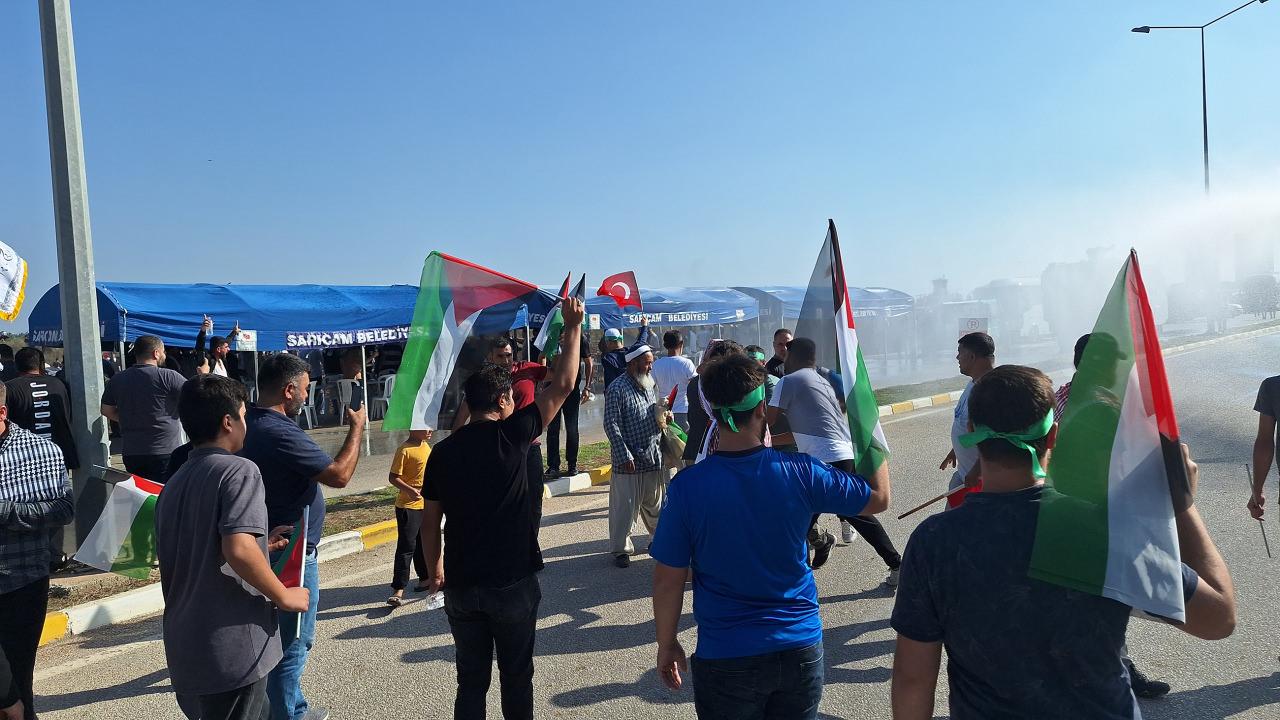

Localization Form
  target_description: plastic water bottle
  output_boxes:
[425,592,444,610]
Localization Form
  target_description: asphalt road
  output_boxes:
[34,330,1280,718]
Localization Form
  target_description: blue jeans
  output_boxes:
[268,549,320,720]
[692,642,824,720]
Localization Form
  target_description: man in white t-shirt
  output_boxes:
[651,331,698,432]
[766,337,902,585]
[940,332,995,505]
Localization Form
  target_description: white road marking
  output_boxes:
[35,634,163,682]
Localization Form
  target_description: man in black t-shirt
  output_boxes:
[765,327,792,379]
[422,299,584,720]
[546,332,593,478]
[5,348,78,470]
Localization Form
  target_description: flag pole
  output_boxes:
[897,485,967,520]
[1244,464,1272,558]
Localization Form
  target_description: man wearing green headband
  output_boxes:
[891,365,1236,720]
[651,354,889,719]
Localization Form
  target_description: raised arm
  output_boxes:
[536,299,584,428]
[1177,444,1236,641]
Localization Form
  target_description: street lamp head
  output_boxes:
[1131,26,1152,33]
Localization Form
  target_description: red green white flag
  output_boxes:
[795,219,889,477]
[73,473,163,580]
[1032,250,1189,621]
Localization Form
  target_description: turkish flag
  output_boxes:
[597,271,642,309]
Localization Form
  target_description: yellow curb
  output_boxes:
[931,393,953,406]
[890,401,914,415]
[589,465,612,486]
[359,519,399,550]
[39,612,69,647]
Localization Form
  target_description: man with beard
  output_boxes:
[240,353,366,720]
[765,328,792,379]
[604,344,667,568]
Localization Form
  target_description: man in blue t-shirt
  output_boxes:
[240,353,367,720]
[890,365,1237,720]
[650,354,890,719]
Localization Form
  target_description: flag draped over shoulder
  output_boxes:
[73,474,162,580]
[534,274,586,361]
[795,219,889,477]
[1032,249,1189,621]
[384,252,558,431]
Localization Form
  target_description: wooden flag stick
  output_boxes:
[1245,464,1272,559]
[898,485,968,520]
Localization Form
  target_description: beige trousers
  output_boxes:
[609,469,667,555]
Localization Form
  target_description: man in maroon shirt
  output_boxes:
[454,338,550,568]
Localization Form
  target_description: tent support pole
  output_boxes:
[360,345,370,456]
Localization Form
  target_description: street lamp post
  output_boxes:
[1132,0,1270,194]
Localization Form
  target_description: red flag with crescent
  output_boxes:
[597,271,642,310]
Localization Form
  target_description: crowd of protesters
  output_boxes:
[0,310,1253,720]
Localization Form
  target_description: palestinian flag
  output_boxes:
[533,274,586,360]
[795,219,889,477]
[1031,249,1189,621]
[385,252,558,430]
[272,509,308,588]
[73,472,162,580]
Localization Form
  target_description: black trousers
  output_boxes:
[392,507,428,591]
[176,676,270,720]
[444,575,541,720]
[545,388,582,472]
[123,453,171,483]
[526,444,545,568]
[0,577,49,720]
[812,459,902,570]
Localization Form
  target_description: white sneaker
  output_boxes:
[886,568,900,587]
[840,520,855,544]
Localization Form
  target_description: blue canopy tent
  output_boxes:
[28,282,560,351]
[585,287,759,330]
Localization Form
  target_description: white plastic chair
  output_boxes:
[371,374,396,420]
[298,380,319,429]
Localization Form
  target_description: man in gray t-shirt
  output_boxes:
[101,335,187,481]
[156,375,309,719]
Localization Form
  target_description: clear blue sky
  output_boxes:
[1,2,1277,326]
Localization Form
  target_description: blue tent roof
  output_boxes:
[585,287,759,329]
[736,285,914,320]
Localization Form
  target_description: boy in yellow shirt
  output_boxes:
[387,429,432,606]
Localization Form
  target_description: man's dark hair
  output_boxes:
[210,335,228,350]
[1073,334,1092,370]
[133,335,164,360]
[179,374,249,443]
[969,365,1055,468]
[744,344,766,358]
[704,339,744,362]
[663,330,683,351]
[958,332,995,358]
[0,344,13,360]
[258,352,311,395]
[15,347,43,373]
[785,337,817,367]
[700,354,767,430]
[489,337,512,354]
[773,328,792,340]
[464,364,512,415]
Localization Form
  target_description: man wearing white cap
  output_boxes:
[603,344,667,568]
[601,317,657,392]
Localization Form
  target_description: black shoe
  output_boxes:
[546,467,561,479]
[566,467,579,477]
[1126,660,1170,699]
[614,553,631,568]
[810,531,836,570]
